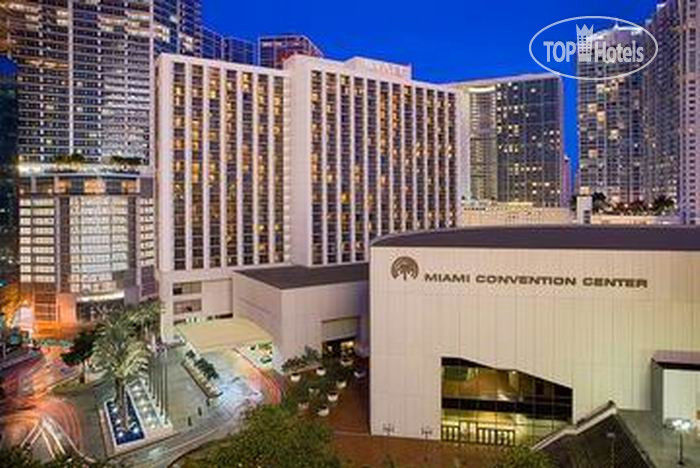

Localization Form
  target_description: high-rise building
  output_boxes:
[578,27,645,205]
[3,0,207,332]
[643,0,700,223]
[458,85,497,201]
[156,54,289,339]
[3,0,152,163]
[153,0,203,57]
[259,34,322,69]
[155,54,460,339]
[453,74,564,207]
[17,166,155,332]
[202,27,255,64]
[2,0,205,165]
[287,56,459,266]
[0,57,17,281]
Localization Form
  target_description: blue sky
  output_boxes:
[204,0,659,170]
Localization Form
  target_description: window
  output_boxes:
[173,281,202,296]
[174,299,202,315]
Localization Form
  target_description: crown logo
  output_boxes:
[576,24,594,37]
[576,24,594,62]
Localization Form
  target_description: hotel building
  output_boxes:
[578,27,645,205]
[286,55,459,266]
[155,54,460,340]
[156,54,289,339]
[258,34,323,69]
[17,164,155,331]
[452,74,564,207]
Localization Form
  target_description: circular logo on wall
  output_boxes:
[391,256,419,281]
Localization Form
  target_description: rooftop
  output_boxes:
[652,350,700,371]
[237,263,368,290]
[372,225,700,251]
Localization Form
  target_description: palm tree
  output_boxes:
[126,300,162,344]
[92,313,149,424]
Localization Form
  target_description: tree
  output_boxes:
[591,192,608,214]
[196,405,341,468]
[652,195,675,215]
[61,329,97,383]
[91,313,149,425]
[0,445,41,468]
[492,445,553,468]
[0,281,24,324]
[125,300,161,343]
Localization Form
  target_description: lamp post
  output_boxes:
[669,418,693,466]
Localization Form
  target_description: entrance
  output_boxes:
[441,357,572,445]
[441,421,516,446]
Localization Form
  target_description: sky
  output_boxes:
[204,0,660,171]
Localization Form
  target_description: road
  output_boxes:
[0,347,83,461]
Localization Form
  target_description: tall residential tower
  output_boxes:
[454,74,564,207]
[578,27,645,204]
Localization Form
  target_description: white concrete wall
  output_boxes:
[232,273,368,360]
[232,274,285,351]
[662,369,700,422]
[160,269,235,341]
[370,246,700,440]
[281,281,368,359]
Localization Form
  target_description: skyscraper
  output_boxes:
[287,56,459,266]
[259,34,322,69]
[453,74,564,207]
[153,0,203,57]
[459,85,497,201]
[202,26,255,64]
[155,54,460,338]
[0,57,17,281]
[156,54,289,339]
[3,0,204,332]
[578,27,645,205]
[643,0,700,223]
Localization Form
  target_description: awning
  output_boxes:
[176,317,273,353]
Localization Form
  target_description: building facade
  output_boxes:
[202,27,255,65]
[155,54,462,339]
[370,226,700,444]
[644,0,700,223]
[259,34,322,69]
[453,74,564,207]
[287,55,460,266]
[578,27,645,204]
[17,164,155,332]
[156,54,290,340]
[0,57,17,280]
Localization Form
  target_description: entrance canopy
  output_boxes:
[176,317,272,353]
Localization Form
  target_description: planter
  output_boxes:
[327,392,339,403]
[316,367,326,377]
[340,358,353,368]
[317,406,330,417]
[354,369,366,379]
[297,401,309,411]
[336,380,347,390]
[290,373,301,383]
[308,387,319,396]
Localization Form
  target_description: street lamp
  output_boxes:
[668,418,693,466]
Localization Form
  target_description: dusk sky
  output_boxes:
[204,0,660,171]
